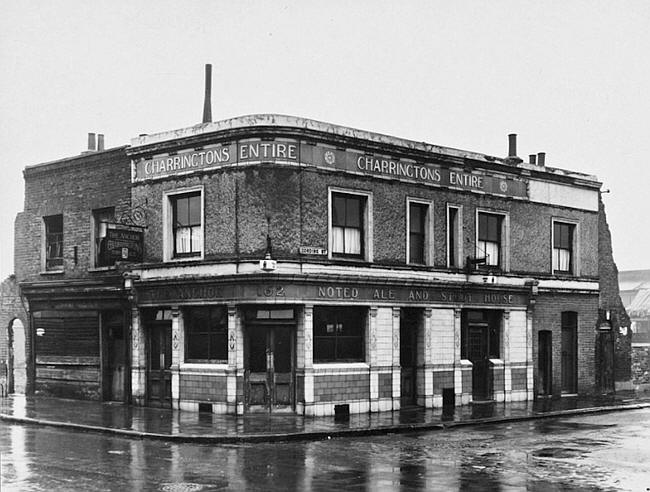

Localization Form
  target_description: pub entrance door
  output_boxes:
[145,312,172,408]
[245,325,295,412]
[463,310,501,401]
[561,318,578,394]
[400,309,419,406]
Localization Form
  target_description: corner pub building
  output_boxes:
[15,114,604,416]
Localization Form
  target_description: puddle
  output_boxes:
[532,447,585,459]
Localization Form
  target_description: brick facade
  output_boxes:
[14,114,627,416]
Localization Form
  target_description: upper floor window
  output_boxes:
[44,215,63,271]
[447,205,462,268]
[184,306,227,362]
[93,207,115,267]
[407,200,431,265]
[553,221,576,274]
[165,189,203,261]
[330,190,371,260]
[477,212,505,268]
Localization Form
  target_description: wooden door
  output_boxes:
[468,326,490,400]
[538,330,552,395]
[561,325,577,394]
[245,326,294,411]
[147,324,172,408]
[400,313,418,405]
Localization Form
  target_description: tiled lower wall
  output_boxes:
[179,372,227,402]
[313,373,371,402]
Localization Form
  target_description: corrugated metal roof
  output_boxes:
[629,288,650,317]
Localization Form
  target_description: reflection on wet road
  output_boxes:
[2,408,649,491]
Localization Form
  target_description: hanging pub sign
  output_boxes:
[102,224,144,263]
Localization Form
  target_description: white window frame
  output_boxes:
[551,218,579,276]
[406,197,434,265]
[328,187,373,261]
[163,186,205,262]
[475,209,510,272]
[446,204,463,269]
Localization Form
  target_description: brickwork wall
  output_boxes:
[511,367,527,391]
[432,370,454,394]
[598,196,631,384]
[492,364,505,393]
[378,372,392,398]
[132,165,599,277]
[16,148,131,281]
[0,276,29,393]
[533,293,598,396]
[180,373,227,401]
[509,311,527,363]
[431,309,454,364]
[313,373,370,402]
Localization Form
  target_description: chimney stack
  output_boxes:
[508,133,517,157]
[202,64,212,124]
[87,132,96,151]
[529,154,537,165]
[97,134,105,151]
[537,152,546,166]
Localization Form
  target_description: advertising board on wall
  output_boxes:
[132,138,527,199]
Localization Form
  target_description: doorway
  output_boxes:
[245,325,295,412]
[102,311,127,402]
[462,310,501,401]
[561,312,578,394]
[145,311,172,408]
[400,309,419,406]
[538,330,552,396]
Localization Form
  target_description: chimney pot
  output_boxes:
[508,133,517,157]
[537,152,546,166]
[202,64,212,124]
[97,134,105,151]
[529,154,537,165]
[87,132,96,151]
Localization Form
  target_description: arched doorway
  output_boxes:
[8,318,27,394]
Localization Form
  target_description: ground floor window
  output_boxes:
[313,306,366,362]
[184,306,227,362]
[461,309,501,360]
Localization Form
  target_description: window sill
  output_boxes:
[166,255,204,263]
[88,266,117,272]
[180,362,228,371]
[313,362,369,370]
[40,270,64,276]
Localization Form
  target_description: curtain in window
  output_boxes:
[554,248,571,271]
[175,227,191,254]
[332,226,344,253]
[479,240,500,266]
[344,228,361,254]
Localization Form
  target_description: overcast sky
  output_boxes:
[1,1,649,280]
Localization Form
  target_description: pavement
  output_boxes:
[2,392,650,444]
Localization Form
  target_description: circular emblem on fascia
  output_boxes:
[500,181,508,193]
[324,150,336,165]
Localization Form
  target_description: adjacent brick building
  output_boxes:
[14,115,625,415]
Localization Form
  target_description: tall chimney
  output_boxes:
[508,133,517,157]
[97,134,105,151]
[537,152,546,166]
[529,154,537,165]
[87,132,96,151]
[202,64,212,123]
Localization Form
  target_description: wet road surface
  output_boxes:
[2,408,649,491]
